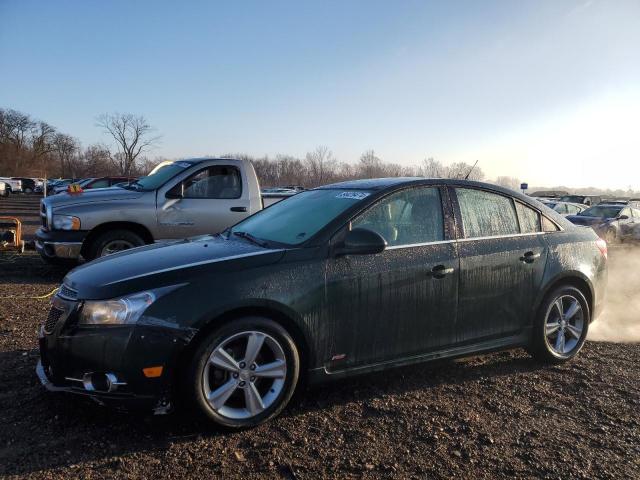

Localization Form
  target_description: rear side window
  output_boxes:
[90,179,109,188]
[352,187,444,246]
[455,188,519,238]
[515,202,541,233]
[542,216,560,232]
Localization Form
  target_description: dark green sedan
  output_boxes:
[38,178,608,428]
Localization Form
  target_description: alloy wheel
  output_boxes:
[202,331,287,420]
[544,294,585,355]
[100,239,135,256]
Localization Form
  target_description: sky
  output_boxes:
[1,0,639,190]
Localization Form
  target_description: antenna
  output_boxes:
[464,160,479,180]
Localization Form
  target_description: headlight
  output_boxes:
[52,215,81,230]
[79,291,156,325]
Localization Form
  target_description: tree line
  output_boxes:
[0,108,159,178]
[1,106,637,197]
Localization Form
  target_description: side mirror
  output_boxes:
[165,184,184,199]
[618,215,629,220]
[336,228,387,256]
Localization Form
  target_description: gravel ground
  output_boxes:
[1,197,639,479]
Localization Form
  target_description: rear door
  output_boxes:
[324,186,459,370]
[156,164,250,238]
[451,187,548,343]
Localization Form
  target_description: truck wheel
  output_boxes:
[529,285,590,364]
[86,229,145,259]
[186,317,300,429]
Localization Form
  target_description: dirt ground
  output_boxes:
[1,195,639,479]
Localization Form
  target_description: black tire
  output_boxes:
[186,317,300,429]
[530,285,590,364]
[85,229,145,260]
[24,187,33,194]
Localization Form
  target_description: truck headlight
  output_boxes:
[79,291,156,325]
[52,215,81,230]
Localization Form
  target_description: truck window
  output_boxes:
[176,166,242,199]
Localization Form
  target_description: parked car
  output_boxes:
[539,200,587,216]
[10,177,36,194]
[36,158,293,263]
[37,178,607,428]
[529,190,569,199]
[0,177,22,194]
[559,194,602,206]
[51,179,83,194]
[566,204,640,243]
[58,177,134,193]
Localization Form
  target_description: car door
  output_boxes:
[451,187,548,344]
[156,164,249,239]
[323,186,459,370]
[618,207,635,239]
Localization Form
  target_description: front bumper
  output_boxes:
[35,228,86,259]
[36,295,191,413]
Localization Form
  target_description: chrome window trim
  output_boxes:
[386,239,454,250]
[456,231,547,243]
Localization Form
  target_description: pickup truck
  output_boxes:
[36,157,291,263]
[0,177,22,194]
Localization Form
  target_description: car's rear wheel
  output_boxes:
[530,285,590,363]
[187,317,300,428]
[86,229,145,259]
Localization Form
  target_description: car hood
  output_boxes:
[43,187,144,209]
[63,235,285,299]
[566,215,612,226]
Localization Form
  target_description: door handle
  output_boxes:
[230,206,247,212]
[430,265,454,279]
[520,251,541,263]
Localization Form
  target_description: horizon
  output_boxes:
[1,0,639,190]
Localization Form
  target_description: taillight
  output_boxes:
[596,238,607,259]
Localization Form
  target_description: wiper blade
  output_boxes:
[232,231,268,248]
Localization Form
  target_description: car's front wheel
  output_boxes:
[187,317,300,428]
[530,285,590,363]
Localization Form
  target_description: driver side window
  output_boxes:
[351,187,444,247]
[171,166,242,199]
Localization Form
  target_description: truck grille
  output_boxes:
[44,307,64,335]
[58,284,78,300]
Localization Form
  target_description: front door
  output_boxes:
[156,165,249,239]
[451,187,548,343]
[324,186,459,371]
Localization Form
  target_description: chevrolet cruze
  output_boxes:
[38,177,608,428]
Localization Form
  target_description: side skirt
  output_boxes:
[307,329,531,384]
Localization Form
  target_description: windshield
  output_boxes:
[78,178,95,187]
[578,205,622,218]
[560,195,586,203]
[122,161,194,191]
[230,189,372,246]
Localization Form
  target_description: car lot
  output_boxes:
[1,196,639,478]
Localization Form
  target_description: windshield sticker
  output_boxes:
[336,191,370,200]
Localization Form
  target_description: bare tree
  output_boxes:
[420,157,444,177]
[358,150,383,178]
[494,176,521,190]
[97,113,160,175]
[305,146,336,186]
[53,133,79,177]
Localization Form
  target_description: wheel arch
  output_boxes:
[80,221,154,257]
[173,303,312,394]
[535,272,594,322]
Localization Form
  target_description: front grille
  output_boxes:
[59,284,78,300]
[44,306,64,335]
